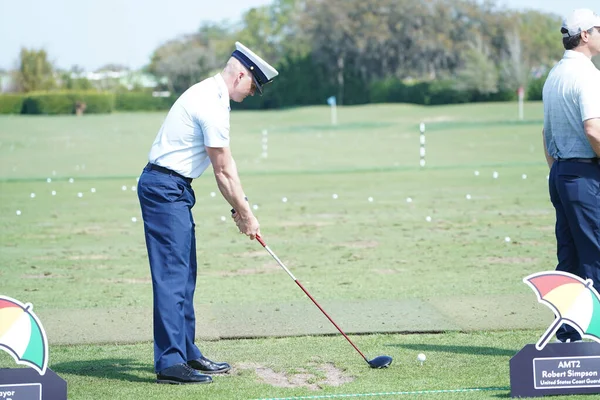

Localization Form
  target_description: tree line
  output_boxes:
[5,0,581,109]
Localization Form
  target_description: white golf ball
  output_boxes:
[121,185,127,191]
[131,186,136,191]
[419,159,426,167]
[368,197,373,202]
[417,353,426,362]
[252,204,259,210]
[505,236,511,243]
[493,171,499,179]
[30,193,36,198]
[406,197,413,203]
[16,210,21,216]
[131,217,137,222]
[77,192,83,198]
[210,192,216,197]
[91,188,96,193]
[522,174,527,180]
[425,216,432,222]
[332,194,338,199]
[474,170,480,176]
[282,197,288,203]
[466,194,472,200]
[69,178,74,183]
[46,178,52,183]
[51,190,57,196]
[220,216,226,222]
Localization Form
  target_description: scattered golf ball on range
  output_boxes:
[425,216,432,222]
[282,197,288,203]
[46,178,52,183]
[493,171,499,179]
[51,191,57,196]
[30,193,36,198]
[16,210,21,216]
[332,194,338,199]
[77,192,83,198]
[220,216,226,221]
[69,178,74,183]
[121,185,127,191]
[505,236,511,243]
[91,188,96,193]
[406,197,413,203]
[131,217,137,222]
[368,197,373,202]
[210,192,216,197]
[252,204,259,210]
[474,170,480,176]
[466,194,472,200]
[522,174,527,180]
[417,353,426,364]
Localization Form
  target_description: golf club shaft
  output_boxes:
[255,235,369,362]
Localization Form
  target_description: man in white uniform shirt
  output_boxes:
[137,42,278,384]
[543,9,600,344]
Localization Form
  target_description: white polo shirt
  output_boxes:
[148,74,231,178]
[543,50,600,159]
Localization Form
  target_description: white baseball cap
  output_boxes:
[231,42,279,94]
[562,8,600,37]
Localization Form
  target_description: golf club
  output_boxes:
[231,211,392,368]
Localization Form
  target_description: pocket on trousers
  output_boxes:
[143,178,186,203]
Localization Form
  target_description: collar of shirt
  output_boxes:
[213,73,231,111]
[563,50,593,63]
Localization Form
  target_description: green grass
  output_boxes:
[0,102,586,399]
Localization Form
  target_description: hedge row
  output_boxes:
[0,92,177,114]
[0,94,25,114]
[0,74,549,115]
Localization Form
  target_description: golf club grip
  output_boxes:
[230,207,264,246]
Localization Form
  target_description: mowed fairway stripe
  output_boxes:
[212,299,458,338]
[33,295,552,344]
[427,294,554,331]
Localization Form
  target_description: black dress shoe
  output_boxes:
[187,356,231,374]
[156,363,213,384]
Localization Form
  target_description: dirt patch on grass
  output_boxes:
[99,278,151,284]
[213,263,281,277]
[21,273,66,279]
[66,254,112,261]
[341,241,379,249]
[374,269,398,275]
[236,362,353,390]
[279,221,332,227]
[485,256,537,264]
[238,251,268,258]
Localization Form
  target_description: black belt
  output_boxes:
[557,158,600,164]
[148,163,192,184]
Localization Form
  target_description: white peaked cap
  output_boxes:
[231,41,279,94]
[562,9,600,37]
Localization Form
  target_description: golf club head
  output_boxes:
[368,355,393,369]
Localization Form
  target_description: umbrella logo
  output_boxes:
[0,295,48,375]
[524,271,600,350]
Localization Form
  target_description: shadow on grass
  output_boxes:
[386,343,517,357]
[52,358,154,383]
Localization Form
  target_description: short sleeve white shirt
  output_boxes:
[543,50,600,159]
[148,74,231,178]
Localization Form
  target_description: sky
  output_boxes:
[1,0,599,72]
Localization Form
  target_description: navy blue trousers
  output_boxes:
[137,164,202,372]
[549,160,600,342]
